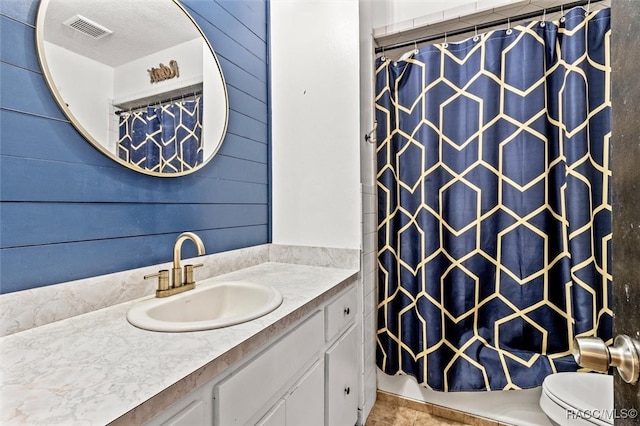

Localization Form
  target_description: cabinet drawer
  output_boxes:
[214,310,324,425]
[325,287,357,341]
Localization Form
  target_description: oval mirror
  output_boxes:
[35,0,228,177]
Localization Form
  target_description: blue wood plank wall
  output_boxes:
[0,0,270,293]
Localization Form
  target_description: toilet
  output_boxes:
[539,372,613,426]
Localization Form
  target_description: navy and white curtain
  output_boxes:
[375,7,612,391]
[117,96,203,173]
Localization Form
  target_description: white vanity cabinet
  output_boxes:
[144,285,359,426]
[215,286,360,426]
[326,324,359,426]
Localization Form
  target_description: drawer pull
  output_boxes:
[344,307,350,315]
[344,386,351,395]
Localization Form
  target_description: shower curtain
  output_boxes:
[117,96,203,173]
[375,7,612,391]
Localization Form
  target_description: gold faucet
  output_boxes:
[144,232,206,298]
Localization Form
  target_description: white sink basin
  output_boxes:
[127,281,283,332]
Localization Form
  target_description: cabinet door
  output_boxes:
[256,399,286,426]
[286,359,324,426]
[325,325,359,426]
[214,311,324,425]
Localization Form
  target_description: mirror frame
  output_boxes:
[35,0,229,178]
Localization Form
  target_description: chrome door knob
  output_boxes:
[573,335,640,384]
[573,337,610,372]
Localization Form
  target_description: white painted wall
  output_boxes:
[112,38,203,103]
[270,0,361,250]
[44,41,113,147]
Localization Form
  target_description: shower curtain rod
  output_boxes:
[375,0,605,54]
[114,90,203,115]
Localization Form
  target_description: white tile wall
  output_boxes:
[359,183,378,420]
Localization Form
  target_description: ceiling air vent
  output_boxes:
[63,15,113,39]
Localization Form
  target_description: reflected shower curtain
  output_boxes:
[118,96,203,173]
[375,7,612,391]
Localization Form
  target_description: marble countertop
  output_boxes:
[0,262,358,426]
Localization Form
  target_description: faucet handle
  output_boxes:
[144,269,170,291]
[184,263,204,286]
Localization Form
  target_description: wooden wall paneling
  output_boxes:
[0,225,269,293]
[0,0,270,293]
[1,203,268,247]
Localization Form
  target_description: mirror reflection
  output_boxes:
[36,0,228,176]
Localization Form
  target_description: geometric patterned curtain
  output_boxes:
[117,96,203,173]
[375,7,612,391]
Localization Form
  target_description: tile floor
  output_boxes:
[365,391,507,426]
